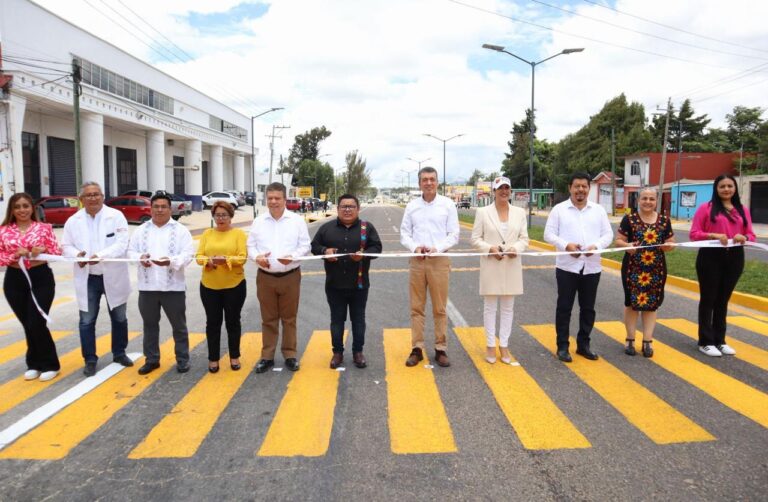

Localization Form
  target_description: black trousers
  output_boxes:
[696,247,744,347]
[326,286,369,354]
[3,265,60,371]
[555,268,601,350]
[200,280,246,361]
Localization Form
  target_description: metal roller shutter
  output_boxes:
[47,137,76,196]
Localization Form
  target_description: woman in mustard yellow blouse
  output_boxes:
[196,201,247,372]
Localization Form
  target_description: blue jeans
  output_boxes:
[326,286,368,354]
[79,274,128,363]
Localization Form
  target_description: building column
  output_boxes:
[80,112,104,189]
[210,144,224,191]
[184,139,203,210]
[234,154,245,192]
[146,130,165,192]
[8,94,27,196]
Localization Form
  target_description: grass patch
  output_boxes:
[460,212,767,298]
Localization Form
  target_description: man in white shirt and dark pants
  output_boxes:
[247,182,311,373]
[128,193,195,374]
[400,167,460,368]
[544,172,613,362]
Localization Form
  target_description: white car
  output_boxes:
[225,190,246,207]
[202,191,238,209]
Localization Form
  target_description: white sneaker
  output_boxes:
[699,345,722,357]
[717,344,736,355]
[39,370,59,382]
[24,370,41,380]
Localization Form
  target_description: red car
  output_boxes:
[286,197,302,211]
[105,195,152,223]
[35,196,80,226]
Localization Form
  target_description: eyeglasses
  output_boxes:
[339,205,357,210]
[213,214,231,219]
[82,193,102,199]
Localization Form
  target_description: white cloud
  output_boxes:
[34,0,768,187]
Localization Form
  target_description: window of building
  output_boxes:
[630,161,640,176]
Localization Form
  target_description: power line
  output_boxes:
[530,0,768,61]
[691,77,768,104]
[1,56,72,75]
[672,62,768,100]
[448,0,745,71]
[2,52,72,66]
[581,0,768,55]
[115,0,196,62]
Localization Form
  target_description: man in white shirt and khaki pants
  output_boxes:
[400,167,460,367]
[544,172,613,363]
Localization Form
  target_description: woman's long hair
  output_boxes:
[1,193,39,226]
[709,174,747,230]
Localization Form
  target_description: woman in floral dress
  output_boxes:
[615,188,675,357]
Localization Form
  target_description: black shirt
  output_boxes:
[311,217,383,289]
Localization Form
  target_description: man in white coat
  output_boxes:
[62,182,133,376]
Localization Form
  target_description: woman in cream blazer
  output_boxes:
[471,177,529,364]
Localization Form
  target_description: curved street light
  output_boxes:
[482,43,584,226]
[251,107,284,216]
[423,134,464,195]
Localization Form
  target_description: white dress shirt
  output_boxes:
[400,194,460,253]
[247,209,311,273]
[128,219,194,291]
[543,199,613,275]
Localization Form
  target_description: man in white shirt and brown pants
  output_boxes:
[128,192,195,375]
[400,166,460,367]
[247,182,311,373]
[544,172,613,362]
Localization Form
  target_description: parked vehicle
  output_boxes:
[168,193,191,220]
[202,191,239,209]
[286,197,302,211]
[457,199,471,209]
[226,190,246,207]
[35,196,80,226]
[105,195,152,223]
[244,191,256,205]
[121,189,153,198]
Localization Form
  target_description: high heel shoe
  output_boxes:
[500,347,512,364]
[208,362,220,373]
[485,347,496,364]
[642,340,654,358]
[624,338,636,356]
[230,359,241,371]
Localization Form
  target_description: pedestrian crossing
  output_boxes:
[0,318,766,460]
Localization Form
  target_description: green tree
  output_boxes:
[484,171,499,182]
[726,106,764,153]
[467,169,484,186]
[296,159,334,198]
[344,150,371,197]
[501,109,535,186]
[280,126,332,174]
[649,99,711,152]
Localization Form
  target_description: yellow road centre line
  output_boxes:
[0,333,205,460]
[524,324,714,444]
[0,331,74,366]
[658,319,768,372]
[454,327,590,450]
[0,296,73,323]
[130,332,262,458]
[727,316,768,338]
[595,321,768,429]
[383,328,457,454]
[257,330,345,457]
[0,331,142,415]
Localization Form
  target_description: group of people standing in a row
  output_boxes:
[0,168,757,383]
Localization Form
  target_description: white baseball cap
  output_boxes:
[492,176,511,190]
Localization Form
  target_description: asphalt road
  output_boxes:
[0,205,766,501]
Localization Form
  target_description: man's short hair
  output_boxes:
[79,181,102,196]
[418,166,438,182]
[266,182,287,198]
[337,193,359,207]
[150,192,172,206]
[569,172,591,186]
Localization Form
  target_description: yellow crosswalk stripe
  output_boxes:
[658,319,768,371]
[0,331,74,366]
[0,333,205,460]
[0,331,8,337]
[727,316,768,338]
[383,328,457,454]
[0,331,142,415]
[257,330,344,457]
[454,327,590,450]
[0,296,73,323]
[595,321,768,429]
[524,325,714,444]
[130,333,262,458]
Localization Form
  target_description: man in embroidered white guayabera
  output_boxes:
[127,192,195,375]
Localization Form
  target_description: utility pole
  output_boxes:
[267,124,290,185]
[675,120,683,219]
[656,98,672,214]
[611,127,616,216]
[72,60,83,189]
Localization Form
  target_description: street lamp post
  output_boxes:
[482,43,584,227]
[423,135,464,196]
[251,107,283,216]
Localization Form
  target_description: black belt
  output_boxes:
[258,267,299,278]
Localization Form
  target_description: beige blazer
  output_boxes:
[471,204,529,296]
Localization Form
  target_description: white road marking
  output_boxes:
[0,352,142,450]
[446,298,468,327]
[392,226,399,233]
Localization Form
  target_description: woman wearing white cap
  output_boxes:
[471,176,529,363]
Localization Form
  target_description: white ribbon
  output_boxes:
[16,258,53,325]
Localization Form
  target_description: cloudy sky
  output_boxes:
[34,0,768,188]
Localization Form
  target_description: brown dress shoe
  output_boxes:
[405,348,423,367]
[435,350,450,367]
[330,353,344,369]
[353,352,367,368]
